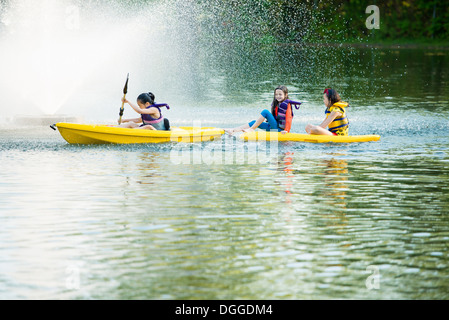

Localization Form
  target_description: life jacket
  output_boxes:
[141,103,170,130]
[325,101,349,136]
[274,99,301,132]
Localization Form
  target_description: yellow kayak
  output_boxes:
[54,123,225,144]
[240,131,380,143]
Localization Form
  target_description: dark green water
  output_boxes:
[1,46,448,299]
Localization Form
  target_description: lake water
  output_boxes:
[1,46,448,299]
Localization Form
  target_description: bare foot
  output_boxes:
[224,128,235,135]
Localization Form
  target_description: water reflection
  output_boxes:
[135,152,163,185]
[1,133,449,299]
[320,157,349,236]
[1,41,449,299]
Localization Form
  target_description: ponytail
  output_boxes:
[137,92,155,105]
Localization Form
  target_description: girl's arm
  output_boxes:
[319,110,341,129]
[122,98,159,115]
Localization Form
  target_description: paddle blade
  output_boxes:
[123,73,129,94]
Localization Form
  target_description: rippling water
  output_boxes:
[1,47,449,299]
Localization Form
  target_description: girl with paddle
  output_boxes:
[118,92,170,130]
[224,86,301,135]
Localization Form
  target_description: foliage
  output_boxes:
[195,0,449,45]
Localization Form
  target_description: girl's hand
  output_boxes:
[121,97,129,104]
[281,130,288,135]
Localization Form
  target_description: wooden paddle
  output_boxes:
[118,73,129,124]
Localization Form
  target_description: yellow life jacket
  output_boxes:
[325,101,349,136]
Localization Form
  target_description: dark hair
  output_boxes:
[137,92,155,105]
[271,85,289,117]
[323,88,341,107]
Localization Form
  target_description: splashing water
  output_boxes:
[0,0,421,123]
[1,1,112,115]
[0,0,202,118]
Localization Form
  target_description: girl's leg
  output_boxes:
[305,124,334,135]
[119,122,140,128]
[244,115,265,132]
[245,110,278,132]
[256,122,270,130]
[224,123,250,134]
[136,124,156,130]
[259,109,278,130]
[225,109,278,134]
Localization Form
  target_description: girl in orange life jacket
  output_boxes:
[305,88,349,136]
[224,86,301,135]
[118,92,170,130]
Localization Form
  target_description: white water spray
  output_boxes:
[0,0,202,121]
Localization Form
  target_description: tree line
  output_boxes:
[1,0,447,44]
[196,0,449,45]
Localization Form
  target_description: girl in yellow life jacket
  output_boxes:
[305,88,349,136]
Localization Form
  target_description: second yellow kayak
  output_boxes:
[240,131,380,143]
